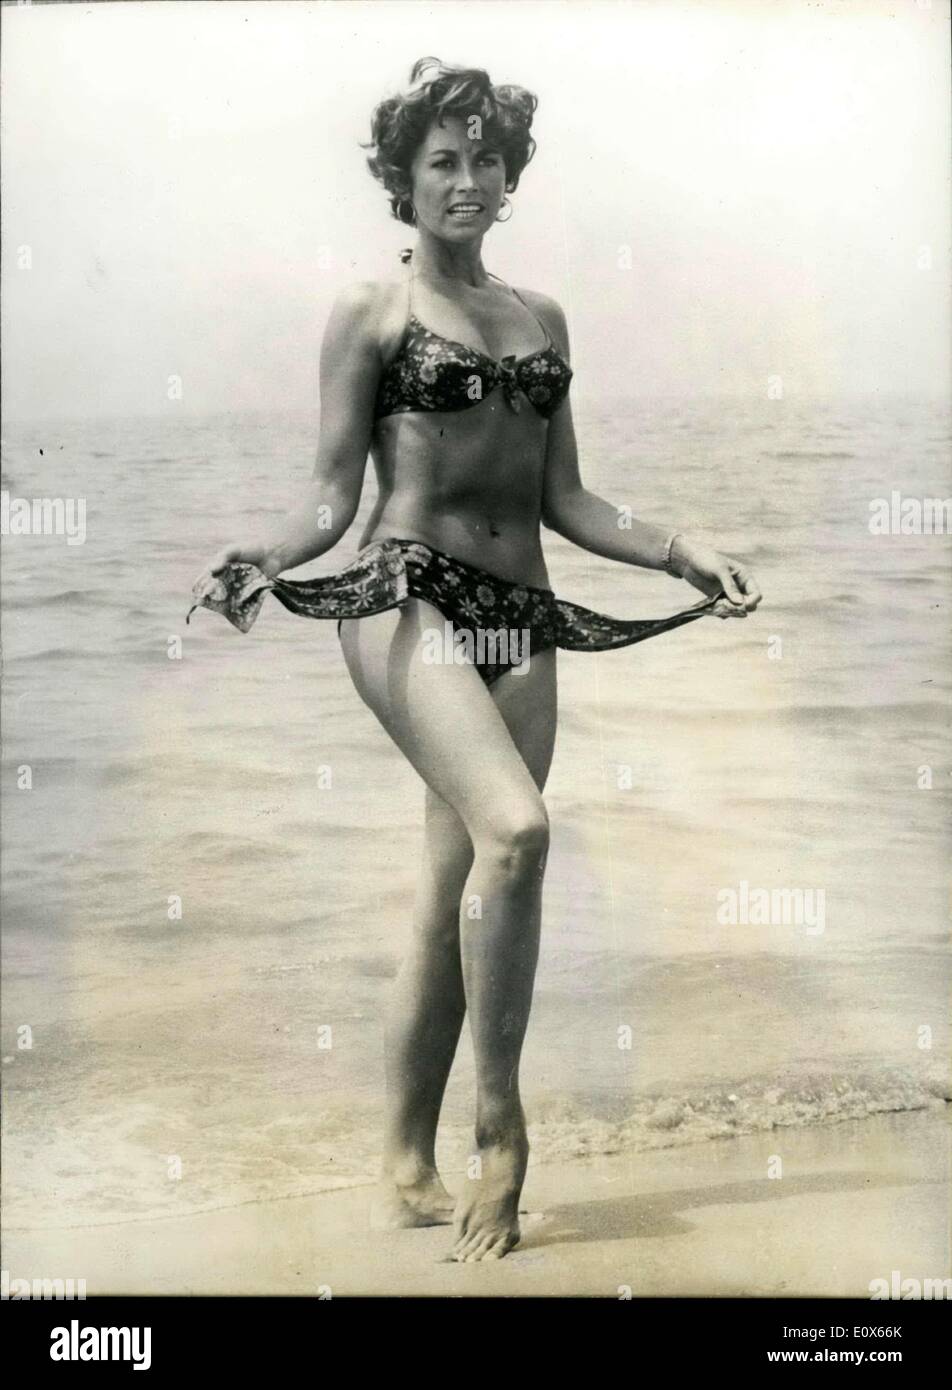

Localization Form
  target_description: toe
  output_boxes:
[463,1233,498,1263]
[484,1235,513,1260]
[455,1231,485,1262]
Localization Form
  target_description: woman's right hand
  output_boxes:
[200,543,283,583]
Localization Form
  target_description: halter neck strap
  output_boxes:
[396,251,551,349]
[486,271,552,347]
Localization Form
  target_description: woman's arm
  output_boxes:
[207,282,382,579]
[537,297,760,615]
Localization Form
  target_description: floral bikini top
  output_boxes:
[374,252,573,421]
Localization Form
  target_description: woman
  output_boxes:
[190,56,762,1264]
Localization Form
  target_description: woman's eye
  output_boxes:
[431,154,498,169]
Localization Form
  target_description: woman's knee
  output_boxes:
[476,802,550,876]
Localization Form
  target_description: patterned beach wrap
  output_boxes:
[186,537,721,649]
[186,540,413,634]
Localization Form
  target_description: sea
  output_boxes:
[2,393,949,1230]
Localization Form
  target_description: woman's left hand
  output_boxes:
[670,536,762,619]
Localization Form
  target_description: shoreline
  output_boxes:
[4,1065,947,1236]
[5,1056,945,1234]
[4,1107,948,1297]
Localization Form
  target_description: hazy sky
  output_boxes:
[2,0,949,418]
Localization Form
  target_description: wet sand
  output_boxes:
[5,1108,947,1298]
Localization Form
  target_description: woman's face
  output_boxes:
[408,114,507,243]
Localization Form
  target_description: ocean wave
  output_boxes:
[161,830,299,866]
[764,593,864,612]
[566,697,950,735]
[767,450,856,460]
[5,646,111,664]
[3,589,100,611]
[523,1065,950,1164]
[4,1064,946,1232]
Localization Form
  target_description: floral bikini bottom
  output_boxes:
[187,536,720,687]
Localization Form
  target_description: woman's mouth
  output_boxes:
[447,203,485,221]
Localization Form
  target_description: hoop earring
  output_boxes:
[396,197,417,226]
[495,197,513,223]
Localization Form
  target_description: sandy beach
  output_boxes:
[4,1108,947,1298]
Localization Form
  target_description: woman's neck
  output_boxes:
[411,229,490,289]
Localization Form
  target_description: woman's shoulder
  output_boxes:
[325,279,408,352]
[514,287,569,352]
[328,278,406,323]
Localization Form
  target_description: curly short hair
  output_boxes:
[364,56,538,226]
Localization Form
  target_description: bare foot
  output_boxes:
[451,1119,529,1262]
[371,1167,455,1229]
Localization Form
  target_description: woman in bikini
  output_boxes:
[190,56,762,1263]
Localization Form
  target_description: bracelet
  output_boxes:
[662,531,686,576]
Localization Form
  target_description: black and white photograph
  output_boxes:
[2,0,950,1323]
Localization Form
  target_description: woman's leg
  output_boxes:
[372,786,471,1227]
[372,649,559,1231]
[453,645,558,1262]
[338,601,557,1259]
